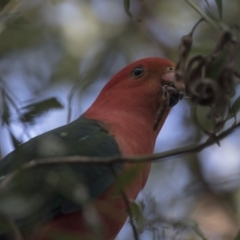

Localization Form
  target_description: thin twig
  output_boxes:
[110,165,139,240]
[185,0,219,30]
[1,121,240,187]
[203,0,219,20]
[189,18,204,36]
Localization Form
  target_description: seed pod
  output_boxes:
[189,78,221,106]
[186,55,205,83]
[212,31,233,56]
[219,68,235,97]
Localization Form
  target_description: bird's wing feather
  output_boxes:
[0,115,122,229]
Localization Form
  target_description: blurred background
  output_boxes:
[0,0,240,239]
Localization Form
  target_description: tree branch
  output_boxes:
[1,121,240,187]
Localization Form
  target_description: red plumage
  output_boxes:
[26,57,178,240]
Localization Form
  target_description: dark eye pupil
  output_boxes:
[134,68,142,75]
[132,67,144,78]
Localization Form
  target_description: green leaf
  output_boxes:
[204,0,218,21]
[48,0,57,4]
[123,0,132,19]
[0,0,9,12]
[205,8,216,21]
[124,0,130,10]
[215,0,222,19]
[123,0,141,22]
[205,51,227,80]
[20,97,63,124]
[174,219,208,240]
[129,200,146,233]
[52,231,89,240]
[234,231,240,240]
[232,96,240,115]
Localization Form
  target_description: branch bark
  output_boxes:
[1,121,240,188]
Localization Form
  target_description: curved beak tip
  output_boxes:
[162,72,186,100]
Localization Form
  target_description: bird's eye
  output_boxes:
[166,66,175,72]
[131,67,145,78]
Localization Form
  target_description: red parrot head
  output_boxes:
[84,57,183,156]
[85,57,181,128]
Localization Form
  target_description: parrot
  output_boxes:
[0,57,181,240]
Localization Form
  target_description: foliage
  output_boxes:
[0,0,240,240]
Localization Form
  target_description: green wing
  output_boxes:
[0,115,122,231]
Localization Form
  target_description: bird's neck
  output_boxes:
[84,91,170,156]
[84,92,170,201]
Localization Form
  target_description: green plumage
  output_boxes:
[0,115,122,233]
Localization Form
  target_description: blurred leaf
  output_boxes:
[0,0,21,27]
[174,219,208,240]
[194,105,215,132]
[234,231,240,240]
[205,51,227,80]
[51,54,80,82]
[8,129,21,148]
[52,232,89,240]
[231,96,240,115]
[123,0,141,22]
[215,0,222,19]
[205,5,218,21]
[129,200,146,233]
[48,0,57,4]
[123,0,131,19]
[6,16,31,30]
[1,90,10,125]
[20,97,63,123]
[0,0,9,12]
[118,167,140,190]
